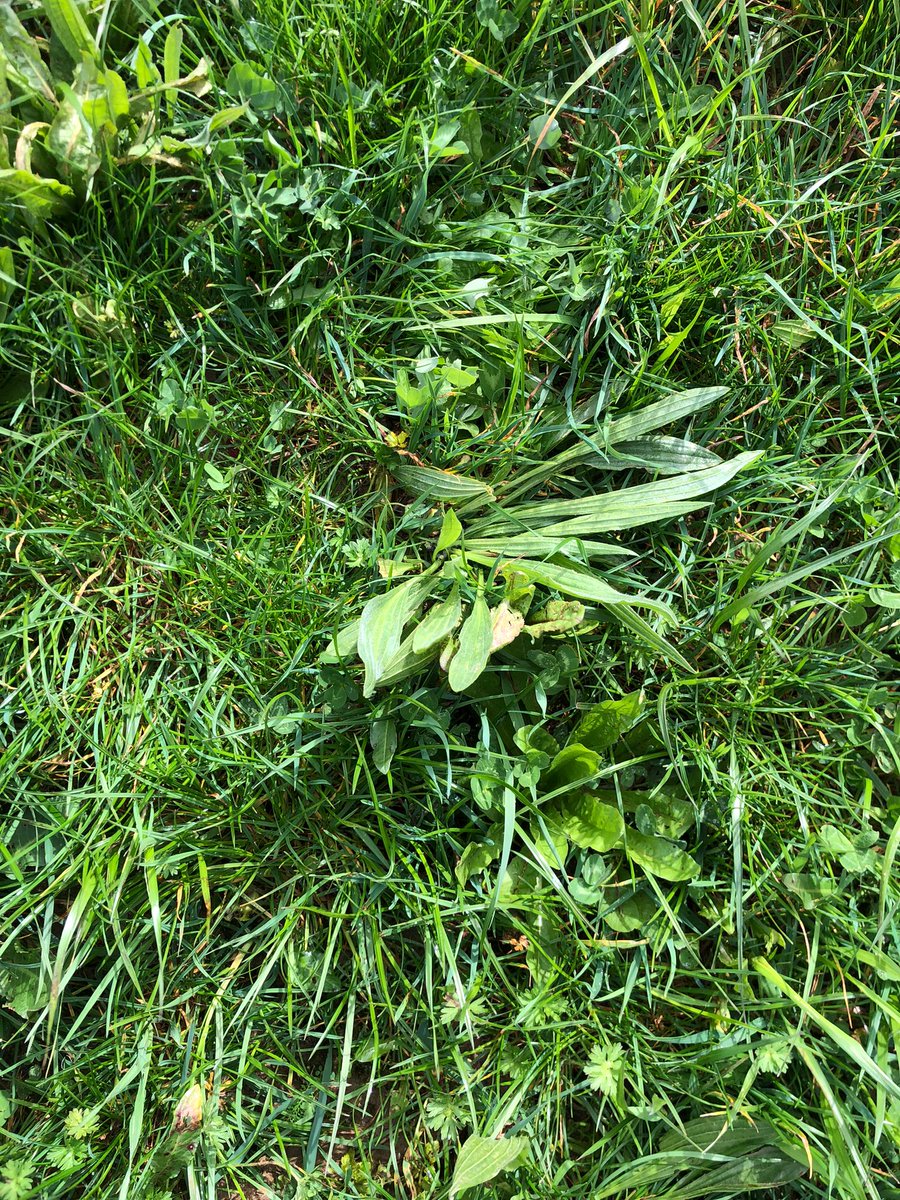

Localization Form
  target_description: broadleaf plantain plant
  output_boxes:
[0,0,214,230]
[322,385,760,697]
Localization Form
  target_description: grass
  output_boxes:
[1,0,900,1197]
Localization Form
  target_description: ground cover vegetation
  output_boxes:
[2,0,900,1196]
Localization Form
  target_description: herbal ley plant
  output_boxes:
[0,0,211,229]
[322,385,761,696]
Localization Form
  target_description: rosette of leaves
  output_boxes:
[0,0,212,229]
[322,386,761,697]
[456,692,702,936]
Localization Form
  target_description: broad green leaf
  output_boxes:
[163,23,183,88]
[474,0,519,42]
[448,594,493,692]
[513,725,559,758]
[47,84,99,184]
[435,508,462,554]
[604,890,658,932]
[771,319,818,348]
[0,168,74,221]
[456,839,500,887]
[0,952,49,1016]
[528,113,561,150]
[541,744,601,795]
[0,1089,10,1124]
[358,574,435,697]
[451,1134,529,1196]
[495,558,676,623]
[412,585,461,654]
[375,630,440,689]
[569,691,644,752]
[549,791,623,851]
[869,587,900,609]
[226,61,279,112]
[43,0,97,62]
[620,789,694,839]
[523,599,585,636]
[625,829,700,881]
[369,718,397,774]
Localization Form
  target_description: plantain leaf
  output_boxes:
[435,507,463,553]
[357,574,435,697]
[607,386,729,442]
[369,717,397,774]
[478,452,762,538]
[625,829,700,882]
[451,1134,529,1197]
[412,585,461,653]
[467,534,635,561]
[494,558,676,623]
[448,594,493,692]
[43,0,97,62]
[392,460,494,506]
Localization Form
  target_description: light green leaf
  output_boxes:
[479,452,762,539]
[163,23,183,88]
[607,386,729,442]
[436,509,463,554]
[226,61,279,112]
[456,839,500,887]
[869,587,900,609]
[468,534,634,561]
[357,574,435,697]
[412,585,461,654]
[0,246,15,322]
[569,691,644,752]
[0,168,74,221]
[0,3,55,100]
[392,461,495,506]
[620,789,694,839]
[451,1134,529,1196]
[494,558,676,623]
[549,791,623,851]
[599,436,722,474]
[625,829,700,881]
[528,113,561,150]
[448,594,493,692]
[43,0,97,62]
